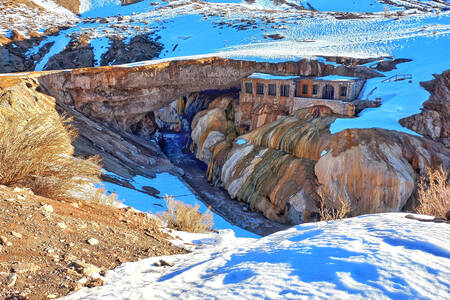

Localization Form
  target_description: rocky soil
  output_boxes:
[0,185,186,300]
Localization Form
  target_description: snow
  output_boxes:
[62,213,450,299]
[90,36,111,67]
[248,72,300,80]
[316,75,360,81]
[103,172,259,238]
[34,29,73,71]
[79,0,122,14]
[299,0,400,13]
[31,0,75,17]
[331,29,450,135]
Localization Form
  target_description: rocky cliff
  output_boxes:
[399,70,450,147]
[36,57,381,135]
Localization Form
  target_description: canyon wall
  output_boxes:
[37,57,380,134]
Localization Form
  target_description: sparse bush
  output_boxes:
[0,107,105,202]
[318,194,352,222]
[416,166,449,219]
[159,195,214,233]
[90,187,120,207]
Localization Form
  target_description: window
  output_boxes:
[268,84,276,96]
[302,84,308,95]
[340,86,347,97]
[245,82,253,94]
[312,85,318,95]
[281,85,289,97]
[257,83,264,95]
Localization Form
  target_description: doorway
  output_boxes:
[322,85,334,100]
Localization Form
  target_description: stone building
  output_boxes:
[237,73,366,131]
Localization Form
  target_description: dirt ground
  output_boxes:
[0,185,187,300]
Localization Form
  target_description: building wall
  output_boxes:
[239,77,361,131]
[291,98,355,116]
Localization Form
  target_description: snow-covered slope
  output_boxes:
[62,213,450,299]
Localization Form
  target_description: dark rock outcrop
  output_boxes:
[100,35,162,67]
[399,70,450,147]
[45,37,95,70]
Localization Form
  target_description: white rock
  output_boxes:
[11,231,22,239]
[57,222,67,230]
[6,273,17,287]
[87,238,99,246]
[40,204,54,213]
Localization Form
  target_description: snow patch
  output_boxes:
[62,213,450,299]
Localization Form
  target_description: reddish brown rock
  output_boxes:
[315,128,450,216]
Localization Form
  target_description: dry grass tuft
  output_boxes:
[318,193,352,222]
[0,108,104,202]
[91,187,120,207]
[159,195,214,233]
[416,165,449,218]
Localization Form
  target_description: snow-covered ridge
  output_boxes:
[62,213,450,299]
[79,0,122,13]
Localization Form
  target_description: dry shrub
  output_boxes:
[0,108,103,202]
[318,193,352,222]
[90,187,120,207]
[159,195,214,233]
[416,166,449,218]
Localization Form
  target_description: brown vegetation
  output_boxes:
[0,107,103,202]
[159,195,214,233]
[318,193,352,222]
[416,166,449,219]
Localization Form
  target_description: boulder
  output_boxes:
[315,128,450,215]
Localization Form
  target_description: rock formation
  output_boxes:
[315,128,449,216]
[37,57,381,135]
[400,70,450,147]
[205,105,449,224]
[2,59,447,229]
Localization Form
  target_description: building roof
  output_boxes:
[247,73,300,80]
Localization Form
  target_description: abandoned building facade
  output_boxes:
[237,73,366,131]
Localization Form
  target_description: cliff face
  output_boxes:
[36,57,380,134]
[399,70,450,147]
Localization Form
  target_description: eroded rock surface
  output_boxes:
[207,107,449,224]
[400,70,450,147]
[315,128,449,216]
